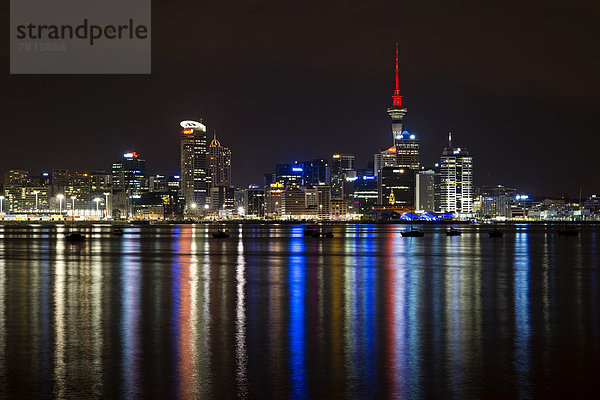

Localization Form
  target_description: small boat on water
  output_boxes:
[212,229,230,238]
[489,229,503,238]
[306,228,334,238]
[402,228,424,237]
[445,227,462,236]
[557,226,579,236]
[65,232,86,242]
[113,227,124,236]
[303,226,319,236]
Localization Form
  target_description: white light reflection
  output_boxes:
[0,234,5,389]
[514,229,531,399]
[53,236,66,398]
[235,228,248,398]
[121,236,141,400]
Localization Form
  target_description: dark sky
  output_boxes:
[3,0,599,197]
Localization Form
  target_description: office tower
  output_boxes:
[480,185,517,218]
[266,183,284,218]
[374,146,397,176]
[315,185,331,219]
[4,170,29,186]
[264,173,275,188]
[244,187,266,218]
[208,132,232,187]
[180,120,210,207]
[439,133,474,214]
[111,151,146,191]
[311,159,329,185]
[353,173,378,214]
[416,170,436,212]
[282,184,307,218]
[395,131,420,169]
[378,166,415,210]
[210,185,235,212]
[331,154,355,199]
[275,163,305,187]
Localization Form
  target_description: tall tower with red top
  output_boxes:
[387,43,408,141]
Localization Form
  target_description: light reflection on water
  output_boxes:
[0,223,599,398]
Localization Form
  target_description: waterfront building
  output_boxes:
[266,183,284,218]
[439,133,474,215]
[378,166,415,210]
[330,199,348,219]
[180,120,210,208]
[416,170,435,213]
[353,173,378,214]
[479,185,517,218]
[244,187,266,218]
[331,154,355,199]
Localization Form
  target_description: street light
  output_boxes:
[104,192,110,219]
[57,194,64,214]
[32,190,39,212]
[94,198,102,215]
[204,204,209,210]
[71,196,76,216]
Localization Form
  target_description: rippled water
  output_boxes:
[0,223,599,399]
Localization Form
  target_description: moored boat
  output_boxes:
[212,229,230,238]
[402,228,424,237]
[65,232,86,242]
[445,227,462,236]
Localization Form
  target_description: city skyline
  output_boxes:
[3,1,599,197]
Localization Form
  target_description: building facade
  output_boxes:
[180,120,210,208]
[439,137,474,215]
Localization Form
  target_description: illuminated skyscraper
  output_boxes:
[439,133,474,214]
[180,120,209,207]
[111,151,146,191]
[208,131,231,187]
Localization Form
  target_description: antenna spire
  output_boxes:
[448,132,452,148]
[391,43,402,109]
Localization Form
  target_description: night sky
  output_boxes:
[3,0,599,197]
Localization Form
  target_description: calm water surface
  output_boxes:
[0,223,599,399]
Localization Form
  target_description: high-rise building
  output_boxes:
[378,166,415,210]
[311,159,329,185]
[416,170,435,212]
[395,131,420,169]
[208,132,232,187]
[243,187,265,218]
[3,170,29,186]
[180,120,210,207]
[330,154,355,199]
[111,151,146,191]
[374,146,397,176]
[439,133,474,215]
[480,185,516,218]
[353,173,378,214]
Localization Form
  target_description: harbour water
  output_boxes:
[0,223,598,399]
